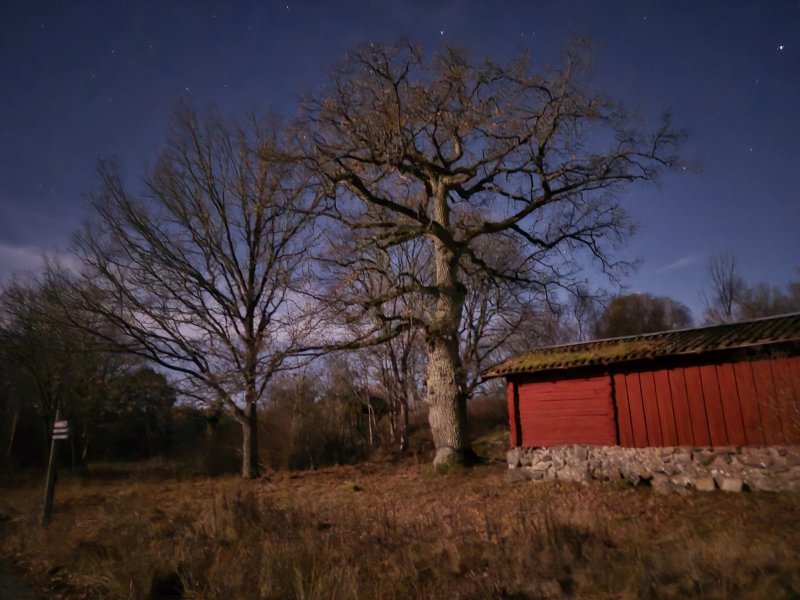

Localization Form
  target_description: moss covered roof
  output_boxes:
[484,312,800,378]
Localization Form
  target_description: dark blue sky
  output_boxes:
[1,0,798,317]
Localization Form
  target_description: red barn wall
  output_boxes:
[614,356,800,447]
[509,375,616,447]
[510,355,800,448]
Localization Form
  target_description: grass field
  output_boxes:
[1,442,799,600]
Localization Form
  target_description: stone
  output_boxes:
[711,453,733,466]
[658,463,681,476]
[742,471,779,492]
[783,476,800,492]
[695,451,717,466]
[735,450,772,469]
[669,473,696,489]
[694,476,716,492]
[651,474,675,495]
[719,477,743,492]
[507,444,800,494]
[593,467,623,481]
[507,448,522,468]
[556,464,589,483]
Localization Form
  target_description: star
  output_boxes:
[778,44,784,51]
[440,30,445,36]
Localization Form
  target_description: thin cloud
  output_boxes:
[0,243,44,274]
[658,255,701,273]
[0,243,79,282]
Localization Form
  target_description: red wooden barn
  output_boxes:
[484,313,800,448]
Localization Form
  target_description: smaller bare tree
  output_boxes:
[65,108,317,478]
[702,250,745,323]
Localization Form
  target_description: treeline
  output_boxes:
[0,335,506,474]
[4,255,795,476]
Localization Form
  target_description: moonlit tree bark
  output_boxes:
[300,42,682,468]
[71,109,316,478]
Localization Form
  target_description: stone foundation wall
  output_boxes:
[507,445,800,493]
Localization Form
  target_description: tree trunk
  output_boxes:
[240,402,260,479]
[5,406,19,461]
[425,187,474,468]
[426,334,472,467]
[399,392,409,452]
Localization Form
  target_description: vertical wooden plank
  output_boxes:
[508,380,521,448]
[716,363,747,445]
[613,373,634,447]
[769,358,795,444]
[639,371,664,446]
[752,359,786,445]
[603,375,618,444]
[787,356,800,444]
[653,370,678,446]
[668,368,695,446]
[625,373,649,447]
[507,381,516,447]
[684,366,712,446]
[733,361,764,446]
[699,364,728,445]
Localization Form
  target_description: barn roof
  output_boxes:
[484,312,800,378]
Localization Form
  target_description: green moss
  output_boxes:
[498,339,663,374]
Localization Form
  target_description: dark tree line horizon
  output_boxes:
[3,40,796,478]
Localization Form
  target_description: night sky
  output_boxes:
[1,0,798,317]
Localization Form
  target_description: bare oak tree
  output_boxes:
[300,42,681,467]
[69,109,315,478]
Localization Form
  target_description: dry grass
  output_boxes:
[1,455,799,599]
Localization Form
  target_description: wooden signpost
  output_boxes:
[42,413,69,525]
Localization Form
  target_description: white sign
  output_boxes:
[53,420,70,440]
